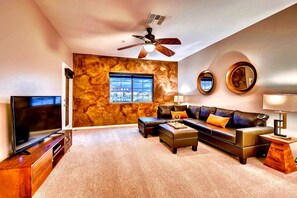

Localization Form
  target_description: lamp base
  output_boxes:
[274,119,287,137]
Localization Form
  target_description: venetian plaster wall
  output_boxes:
[73,54,178,127]
[0,1,73,161]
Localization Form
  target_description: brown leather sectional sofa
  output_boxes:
[156,105,273,164]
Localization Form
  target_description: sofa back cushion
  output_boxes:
[157,105,174,118]
[215,108,234,117]
[215,108,234,127]
[232,110,269,128]
[174,105,187,111]
[186,105,200,119]
[199,106,216,121]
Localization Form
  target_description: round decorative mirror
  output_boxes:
[226,61,257,94]
[197,70,215,95]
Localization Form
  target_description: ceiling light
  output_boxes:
[144,43,155,52]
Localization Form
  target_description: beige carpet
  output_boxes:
[34,126,297,198]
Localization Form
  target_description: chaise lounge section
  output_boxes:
[138,117,167,138]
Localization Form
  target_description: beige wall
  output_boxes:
[179,4,297,153]
[0,1,73,161]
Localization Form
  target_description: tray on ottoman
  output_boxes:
[159,123,198,154]
[167,122,187,129]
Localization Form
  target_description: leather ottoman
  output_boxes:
[159,123,198,154]
[138,117,167,138]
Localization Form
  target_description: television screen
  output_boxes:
[11,96,62,154]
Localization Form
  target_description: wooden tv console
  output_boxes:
[0,129,72,197]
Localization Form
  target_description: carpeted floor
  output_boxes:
[33,126,297,198]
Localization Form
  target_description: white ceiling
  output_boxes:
[34,0,297,62]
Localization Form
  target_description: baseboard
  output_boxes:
[73,123,137,131]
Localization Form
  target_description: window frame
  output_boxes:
[109,72,154,103]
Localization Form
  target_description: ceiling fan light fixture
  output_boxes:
[118,27,181,58]
[144,43,155,52]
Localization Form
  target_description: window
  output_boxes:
[110,73,153,103]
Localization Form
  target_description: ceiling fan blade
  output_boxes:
[138,47,148,58]
[155,44,175,57]
[155,38,181,45]
[117,43,142,50]
[132,35,146,40]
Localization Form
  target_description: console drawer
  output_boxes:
[31,150,53,193]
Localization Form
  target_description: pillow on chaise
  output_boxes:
[171,111,188,119]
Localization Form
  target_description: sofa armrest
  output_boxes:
[236,126,273,147]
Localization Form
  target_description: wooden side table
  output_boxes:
[260,134,297,174]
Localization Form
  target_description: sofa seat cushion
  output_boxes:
[162,118,183,122]
[138,117,166,127]
[212,128,237,144]
[183,118,212,135]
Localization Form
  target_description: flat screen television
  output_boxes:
[11,96,62,154]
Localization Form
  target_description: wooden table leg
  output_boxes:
[264,142,297,174]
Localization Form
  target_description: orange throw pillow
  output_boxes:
[206,114,230,128]
[171,111,188,119]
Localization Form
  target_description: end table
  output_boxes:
[260,134,297,174]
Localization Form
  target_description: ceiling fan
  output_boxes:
[117,27,181,58]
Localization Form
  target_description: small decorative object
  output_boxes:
[173,113,181,120]
[197,70,215,95]
[174,95,184,105]
[168,113,186,129]
[226,62,257,94]
[263,94,297,137]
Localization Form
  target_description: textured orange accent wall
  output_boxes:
[73,54,178,127]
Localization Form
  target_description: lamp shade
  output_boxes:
[263,94,297,112]
[174,96,184,103]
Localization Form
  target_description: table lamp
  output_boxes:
[263,94,297,137]
[174,95,184,105]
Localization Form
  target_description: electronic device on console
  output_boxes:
[11,96,62,154]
